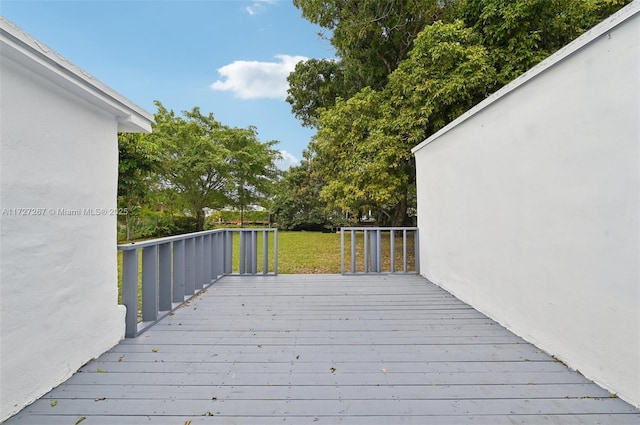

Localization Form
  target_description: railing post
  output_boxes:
[224,231,232,274]
[141,245,158,322]
[173,239,185,302]
[185,237,195,295]
[414,229,420,274]
[350,230,356,273]
[369,229,380,273]
[262,230,268,274]
[122,249,138,338]
[203,234,212,283]
[273,228,278,275]
[403,229,408,273]
[195,235,204,290]
[214,232,224,278]
[239,230,246,274]
[158,242,172,311]
[251,230,258,274]
[390,230,396,273]
[340,228,345,274]
[364,229,369,273]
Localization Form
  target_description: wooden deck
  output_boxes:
[6,274,640,424]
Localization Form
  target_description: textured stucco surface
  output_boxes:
[413,6,639,407]
[0,55,126,420]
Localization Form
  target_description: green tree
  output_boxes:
[293,0,461,90]
[311,21,494,226]
[288,0,462,129]
[286,58,350,128]
[290,1,629,226]
[117,132,161,240]
[272,151,344,230]
[462,0,633,85]
[150,101,231,231]
[225,126,281,226]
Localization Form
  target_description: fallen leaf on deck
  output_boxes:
[50,400,57,407]
[75,417,86,425]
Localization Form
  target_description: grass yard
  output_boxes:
[277,231,343,273]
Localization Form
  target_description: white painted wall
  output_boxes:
[0,20,152,420]
[412,5,640,407]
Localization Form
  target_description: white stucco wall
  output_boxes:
[0,20,152,420]
[412,5,640,407]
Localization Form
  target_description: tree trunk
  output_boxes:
[391,192,408,227]
[196,209,205,231]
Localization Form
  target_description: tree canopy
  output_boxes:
[281,0,631,227]
[118,101,281,237]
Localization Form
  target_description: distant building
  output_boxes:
[0,18,154,420]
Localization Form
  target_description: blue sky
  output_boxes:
[1,0,335,168]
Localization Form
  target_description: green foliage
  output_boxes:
[149,102,231,231]
[385,20,496,139]
[117,209,197,241]
[288,0,629,226]
[286,59,350,128]
[148,101,280,231]
[293,0,461,91]
[272,153,349,231]
[117,132,161,240]
[462,0,633,84]
[225,126,281,225]
[205,209,270,228]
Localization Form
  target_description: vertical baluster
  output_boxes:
[273,229,278,275]
[122,248,139,338]
[173,239,185,302]
[374,229,381,272]
[158,242,172,311]
[350,230,356,273]
[340,228,345,274]
[239,230,246,274]
[262,230,268,274]
[216,232,224,278]
[210,233,218,279]
[390,230,396,273]
[403,229,408,273]
[203,234,211,284]
[224,231,233,274]
[194,236,203,290]
[414,229,420,273]
[142,245,158,322]
[185,237,195,295]
[251,230,258,274]
[364,229,369,273]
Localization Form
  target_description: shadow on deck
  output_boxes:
[6,274,640,424]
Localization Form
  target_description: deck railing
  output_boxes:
[118,228,277,337]
[340,227,419,274]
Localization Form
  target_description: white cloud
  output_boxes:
[275,150,300,170]
[245,0,276,15]
[210,54,307,100]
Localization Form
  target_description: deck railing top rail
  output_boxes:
[117,228,227,250]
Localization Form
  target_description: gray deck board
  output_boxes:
[5,274,639,424]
